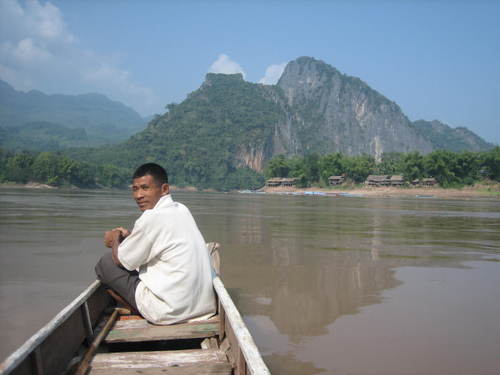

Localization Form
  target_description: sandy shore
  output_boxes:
[2,182,499,199]
[259,184,500,199]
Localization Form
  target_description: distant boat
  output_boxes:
[0,243,270,375]
[338,192,364,197]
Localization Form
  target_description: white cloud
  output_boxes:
[12,38,53,62]
[259,62,287,85]
[0,0,160,115]
[208,54,246,78]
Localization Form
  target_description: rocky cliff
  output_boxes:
[274,57,433,160]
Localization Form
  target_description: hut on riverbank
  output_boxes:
[266,177,299,187]
[366,175,391,186]
[390,175,405,186]
[328,176,345,186]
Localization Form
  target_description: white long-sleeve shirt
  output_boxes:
[117,194,215,324]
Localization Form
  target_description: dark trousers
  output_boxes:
[95,252,140,312]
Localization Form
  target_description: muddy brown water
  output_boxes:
[1,188,499,374]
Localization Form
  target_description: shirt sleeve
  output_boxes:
[117,216,154,271]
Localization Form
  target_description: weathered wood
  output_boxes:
[201,337,219,350]
[218,300,225,340]
[213,277,270,375]
[206,242,221,276]
[0,281,107,375]
[89,349,230,373]
[89,363,231,375]
[81,301,93,340]
[105,318,219,343]
[75,309,119,375]
[31,348,42,375]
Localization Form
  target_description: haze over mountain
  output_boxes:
[0,79,147,150]
[68,56,493,190]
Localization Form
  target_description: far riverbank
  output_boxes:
[259,182,500,200]
[2,182,499,200]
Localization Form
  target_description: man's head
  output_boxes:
[131,163,169,211]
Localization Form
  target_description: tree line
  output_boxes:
[0,148,129,188]
[1,147,499,190]
[265,147,500,188]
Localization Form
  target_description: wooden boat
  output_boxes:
[0,243,270,375]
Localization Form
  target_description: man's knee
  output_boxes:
[95,252,115,283]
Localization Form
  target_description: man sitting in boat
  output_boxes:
[95,163,216,325]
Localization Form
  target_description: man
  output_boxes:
[95,163,216,324]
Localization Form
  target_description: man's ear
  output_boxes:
[161,183,170,195]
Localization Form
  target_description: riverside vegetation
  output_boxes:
[1,147,499,190]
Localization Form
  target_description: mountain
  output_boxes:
[274,57,433,159]
[69,73,278,189]
[69,57,493,189]
[0,121,89,152]
[0,79,147,148]
[410,119,493,152]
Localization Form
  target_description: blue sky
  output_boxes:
[1,0,499,144]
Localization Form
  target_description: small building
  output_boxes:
[266,178,282,187]
[390,175,405,186]
[280,177,299,187]
[410,178,438,187]
[265,177,299,187]
[421,177,437,187]
[366,175,391,186]
[328,175,345,186]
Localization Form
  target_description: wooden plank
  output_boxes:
[105,318,219,343]
[89,362,231,375]
[213,277,270,375]
[89,349,229,372]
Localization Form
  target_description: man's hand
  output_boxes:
[103,227,130,248]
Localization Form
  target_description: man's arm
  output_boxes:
[103,227,130,267]
[110,230,123,266]
[104,227,130,248]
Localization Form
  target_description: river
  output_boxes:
[0,188,499,374]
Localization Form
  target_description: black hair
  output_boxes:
[132,163,168,185]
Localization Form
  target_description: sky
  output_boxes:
[0,0,499,144]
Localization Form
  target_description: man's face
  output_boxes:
[131,175,169,211]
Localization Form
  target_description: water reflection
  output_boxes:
[1,189,499,375]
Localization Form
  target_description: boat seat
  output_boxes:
[105,316,219,344]
[88,349,232,374]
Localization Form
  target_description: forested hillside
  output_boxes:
[411,120,493,152]
[0,79,147,148]
[69,73,283,190]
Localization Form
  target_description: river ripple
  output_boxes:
[1,188,499,374]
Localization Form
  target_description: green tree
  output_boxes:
[423,150,458,186]
[303,153,321,185]
[319,152,346,184]
[288,156,308,187]
[482,146,500,181]
[345,154,375,183]
[32,152,62,185]
[5,152,35,183]
[401,152,425,182]
[265,155,290,178]
[376,152,404,175]
[454,151,481,185]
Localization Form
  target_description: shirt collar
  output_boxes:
[153,194,174,209]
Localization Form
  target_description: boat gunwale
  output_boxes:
[213,276,270,375]
[0,280,102,374]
